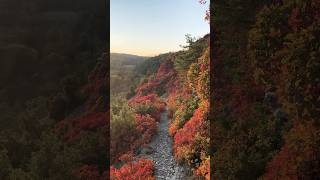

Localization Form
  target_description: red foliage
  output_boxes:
[134,59,177,97]
[288,0,320,31]
[135,81,161,97]
[82,56,108,113]
[195,158,210,180]
[110,114,157,165]
[129,93,165,121]
[288,8,303,31]
[75,112,107,130]
[174,101,208,145]
[110,158,155,180]
[263,121,320,180]
[173,101,209,161]
[155,59,175,80]
[56,112,107,141]
[74,165,107,180]
[129,93,158,105]
[119,152,134,163]
[135,114,158,144]
[166,77,180,95]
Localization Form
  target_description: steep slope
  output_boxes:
[110,34,210,179]
[53,53,109,179]
[212,1,320,179]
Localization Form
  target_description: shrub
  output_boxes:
[173,101,209,167]
[134,103,156,116]
[110,158,155,180]
[263,121,320,179]
[134,114,157,145]
[110,101,137,164]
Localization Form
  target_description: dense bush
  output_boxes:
[129,93,165,121]
[248,0,320,122]
[0,1,107,178]
[167,35,210,179]
[211,0,320,179]
[110,158,155,180]
[174,101,209,173]
[133,102,157,116]
[263,121,320,179]
[174,34,208,77]
[110,100,137,164]
[134,114,158,145]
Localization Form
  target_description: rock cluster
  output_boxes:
[145,107,186,180]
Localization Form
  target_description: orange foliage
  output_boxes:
[187,47,209,100]
[135,114,158,145]
[174,101,209,161]
[74,165,107,180]
[110,114,158,165]
[56,112,107,141]
[82,57,108,113]
[169,122,179,137]
[174,101,208,145]
[129,93,165,121]
[118,152,134,163]
[263,121,320,180]
[135,81,161,96]
[110,158,155,180]
[155,59,176,79]
[129,93,158,105]
[195,158,210,180]
[110,38,210,179]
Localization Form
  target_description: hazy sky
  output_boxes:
[111,0,209,56]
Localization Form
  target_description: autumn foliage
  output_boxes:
[110,158,155,180]
[74,165,107,180]
[56,112,107,141]
[167,39,210,179]
[110,34,210,179]
[211,0,320,179]
[129,93,165,121]
[174,101,209,161]
[110,60,173,178]
[135,114,158,145]
[263,121,320,180]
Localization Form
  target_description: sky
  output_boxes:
[110,0,209,56]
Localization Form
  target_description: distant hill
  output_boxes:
[110,53,149,94]
[110,53,148,68]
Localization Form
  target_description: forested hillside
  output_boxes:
[0,0,108,179]
[212,0,320,179]
[110,34,210,179]
[110,53,148,95]
[110,0,320,179]
[2,0,318,179]
[0,0,106,102]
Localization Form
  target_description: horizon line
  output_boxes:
[110,51,177,57]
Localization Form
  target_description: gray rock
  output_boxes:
[145,105,186,179]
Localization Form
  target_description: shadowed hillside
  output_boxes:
[0,0,108,179]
